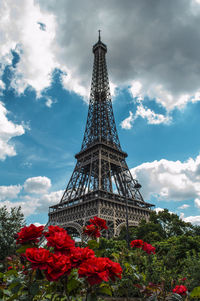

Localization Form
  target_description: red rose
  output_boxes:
[180,277,187,281]
[70,247,95,268]
[90,216,108,230]
[25,248,50,270]
[78,257,109,285]
[142,242,156,254]
[83,224,100,238]
[105,258,122,281]
[16,224,44,244]
[130,239,144,248]
[46,231,75,254]
[45,253,71,281]
[44,225,67,238]
[173,285,187,295]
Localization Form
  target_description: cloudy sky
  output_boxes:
[1,0,200,226]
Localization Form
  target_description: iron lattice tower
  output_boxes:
[49,33,154,237]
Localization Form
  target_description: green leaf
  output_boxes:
[3,289,12,297]
[11,283,21,294]
[5,269,18,277]
[7,293,20,301]
[67,278,80,293]
[111,252,120,260]
[30,282,40,296]
[190,286,200,298]
[87,293,98,301]
[98,286,112,296]
[16,244,33,254]
[87,240,99,250]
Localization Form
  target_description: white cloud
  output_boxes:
[182,214,200,225]
[135,104,171,125]
[32,222,45,226]
[0,198,38,217]
[120,104,171,129]
[194,198,200,208]
[0,185,22,200]
[131,154,200,202]
[0,101,25,160]
[120,111,134,129]
[37,190,64,212]
[130,82,192,112]
[0,80,5,90]
[0,175,63,218]
[19,189,63,216]
[0,0,57,97]
[0,189,63,218]
[45,98,53,107]
[154,207,164,213]
[178,204,190,209]
[130,80,143,99]
[24,176,51,194]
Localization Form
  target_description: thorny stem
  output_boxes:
[26,269,34,301]
[85,284,92,301]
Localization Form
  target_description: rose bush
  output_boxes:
[0,217,123,300]
[0,216,199,300]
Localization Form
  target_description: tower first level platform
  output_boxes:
[49,192,152,237]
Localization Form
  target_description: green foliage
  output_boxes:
[190,286,200,298]
[98,237,127,258]
[0,206,25,262]
[119,209,199,244]
[1,209,200,300]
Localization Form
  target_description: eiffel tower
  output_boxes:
[48,32,154,237]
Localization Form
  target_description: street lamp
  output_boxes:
[125,181,142,249]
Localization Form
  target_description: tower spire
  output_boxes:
[81,33,119,150]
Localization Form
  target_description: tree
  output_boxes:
[0,206,25,261]
[119,209,199,243]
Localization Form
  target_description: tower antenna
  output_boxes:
[98,29,101,41]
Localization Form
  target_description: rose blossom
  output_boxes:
[45,253,71,281]
[180,277,187,281]
[105,258,122,281]
[44,225,67,238]
[16,224,44,244]
[25,247,50,270]
[45,231,75,254]
[90,216,108,230]
[142,242,156,254]
[78,257,109,285]
[83,224,100,238]
[78,257,122,286]
[130,239,144,248]
[173,285,187,295]
[70,247,95,268]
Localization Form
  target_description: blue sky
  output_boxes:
[1,0,200,226]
